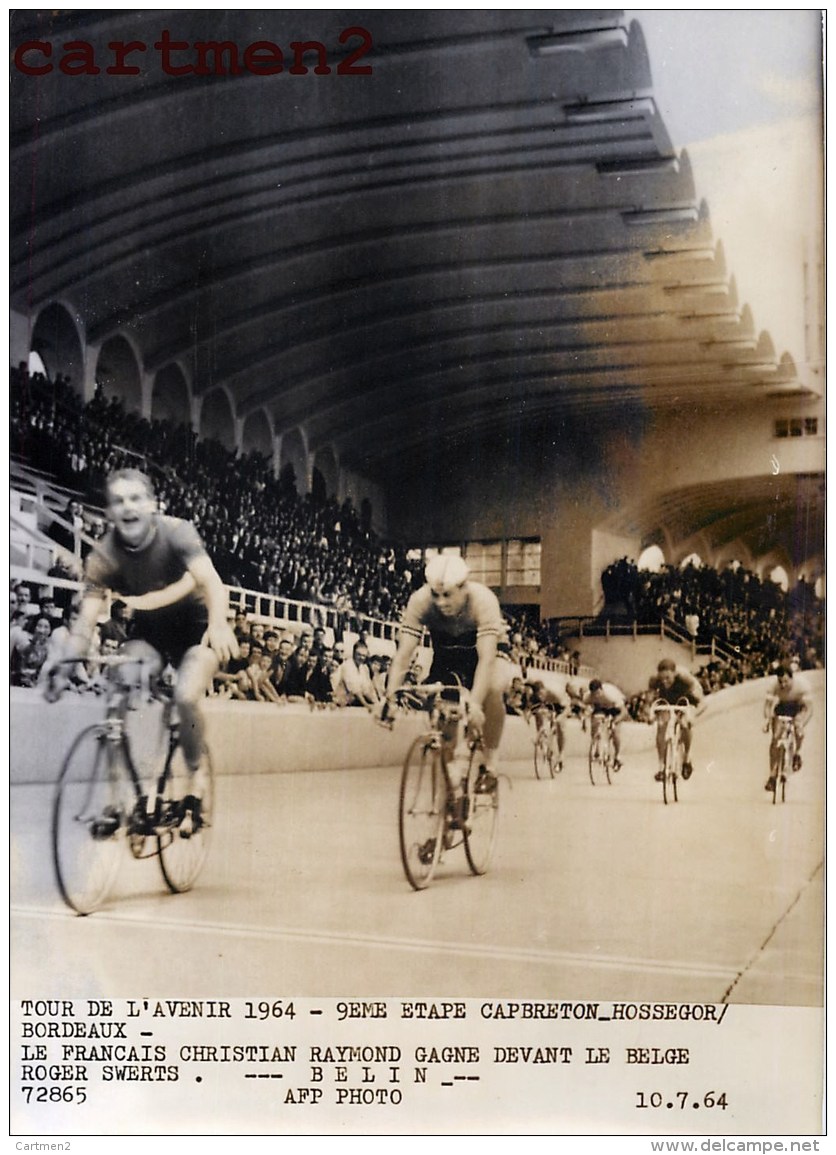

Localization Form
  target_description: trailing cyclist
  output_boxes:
[383,554,511,793]
[763,665,813,792]
[528,679,570,772]
[583,678,629,771]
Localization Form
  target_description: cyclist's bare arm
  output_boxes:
[467,632,498,731]
[188,554,238,663]
[120,571,197,612]
[385,631,420,698]
[43,592,104,699]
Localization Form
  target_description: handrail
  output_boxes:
[550,614,741,665]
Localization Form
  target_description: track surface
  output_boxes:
[11,687,823,1006]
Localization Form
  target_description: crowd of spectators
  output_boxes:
[11,365,419,626]
[11,366,824,701]
[599,556,823,680]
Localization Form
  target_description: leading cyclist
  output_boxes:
[45,468,239,797]
[645,658,704,782]
[763,664,813,792]
[383,554,511,792]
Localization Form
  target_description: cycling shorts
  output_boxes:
[774,701,804,718]
[592,707,621,718]
[132,609,209,669]
[428,645,478,691]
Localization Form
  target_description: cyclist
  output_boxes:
[763,664,813,792]
[383,554,510,792]
[645,658,703,781]
[564,678,587,719]
[529,679,570,772]
[583,678,629,771]
[45,468,238,799]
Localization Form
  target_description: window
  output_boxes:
[505,539,541,587]
[464,542,502,586]
[774,416,820,438]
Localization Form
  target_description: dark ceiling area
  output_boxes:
[11,10,815,481]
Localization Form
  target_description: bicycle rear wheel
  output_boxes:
[399,737,446,890]
[52,726,128,914]
[158,746,215,893]
[463,749,499,875]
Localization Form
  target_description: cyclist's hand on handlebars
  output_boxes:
[43,666,70,704]
[467,702,486,737]
[373,696,395,728]
[205,621,239,665]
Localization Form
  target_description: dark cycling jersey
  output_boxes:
[399,581,503,688]
[85,516,209,666]
[647,671,702,707]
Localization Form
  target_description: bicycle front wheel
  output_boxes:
[158,746,215,893]
[533,731,548,779]
[663,742,678,805]
[52,726,128,915]
[588,735,606,786]
[399,737,446,890]
[774,746,789,805]
[463,750,499,875]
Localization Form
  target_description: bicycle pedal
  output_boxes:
[90,808,121,839]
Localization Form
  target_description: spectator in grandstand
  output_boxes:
[98,599,131,648]
[763,665,814,791]
[645,658,704,781]
[383,555,511,792]
[281,644,314,700]
[368,653,387,700]
[583,678,629,771]
[333,641,379,708]
[11,614,53,687]
[10,609,31,658]
[270,633,298,695]
[233,610,251,642]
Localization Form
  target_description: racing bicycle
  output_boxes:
[531,704,562,780]
[49,656,214,914]
[385,683,499,891]
[650,699,691,805]
[764,715,797,804]
[586,710,619,786]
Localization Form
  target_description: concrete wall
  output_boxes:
[10,686,642,787]
[10,671,825,787]
[558,634,696,697]
[386,396,824,619]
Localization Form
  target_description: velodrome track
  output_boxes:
[11,676,823,1008]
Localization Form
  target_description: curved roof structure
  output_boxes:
[10,10,822,579]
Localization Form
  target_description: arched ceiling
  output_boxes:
[11,9,818,493]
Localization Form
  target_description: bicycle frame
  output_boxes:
[770,716,797,804]
[587,711,617,786]
[651,700,690,804]
[51,655,213,913]
[392,681,498,889]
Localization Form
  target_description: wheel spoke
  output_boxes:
[463,750,499,875]
[52,727,128,914]
[399,738,446,889]
[158,747,214,893]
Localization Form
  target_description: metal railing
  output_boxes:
[550,614,741,665]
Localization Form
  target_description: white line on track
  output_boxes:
[11,906,740,981]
